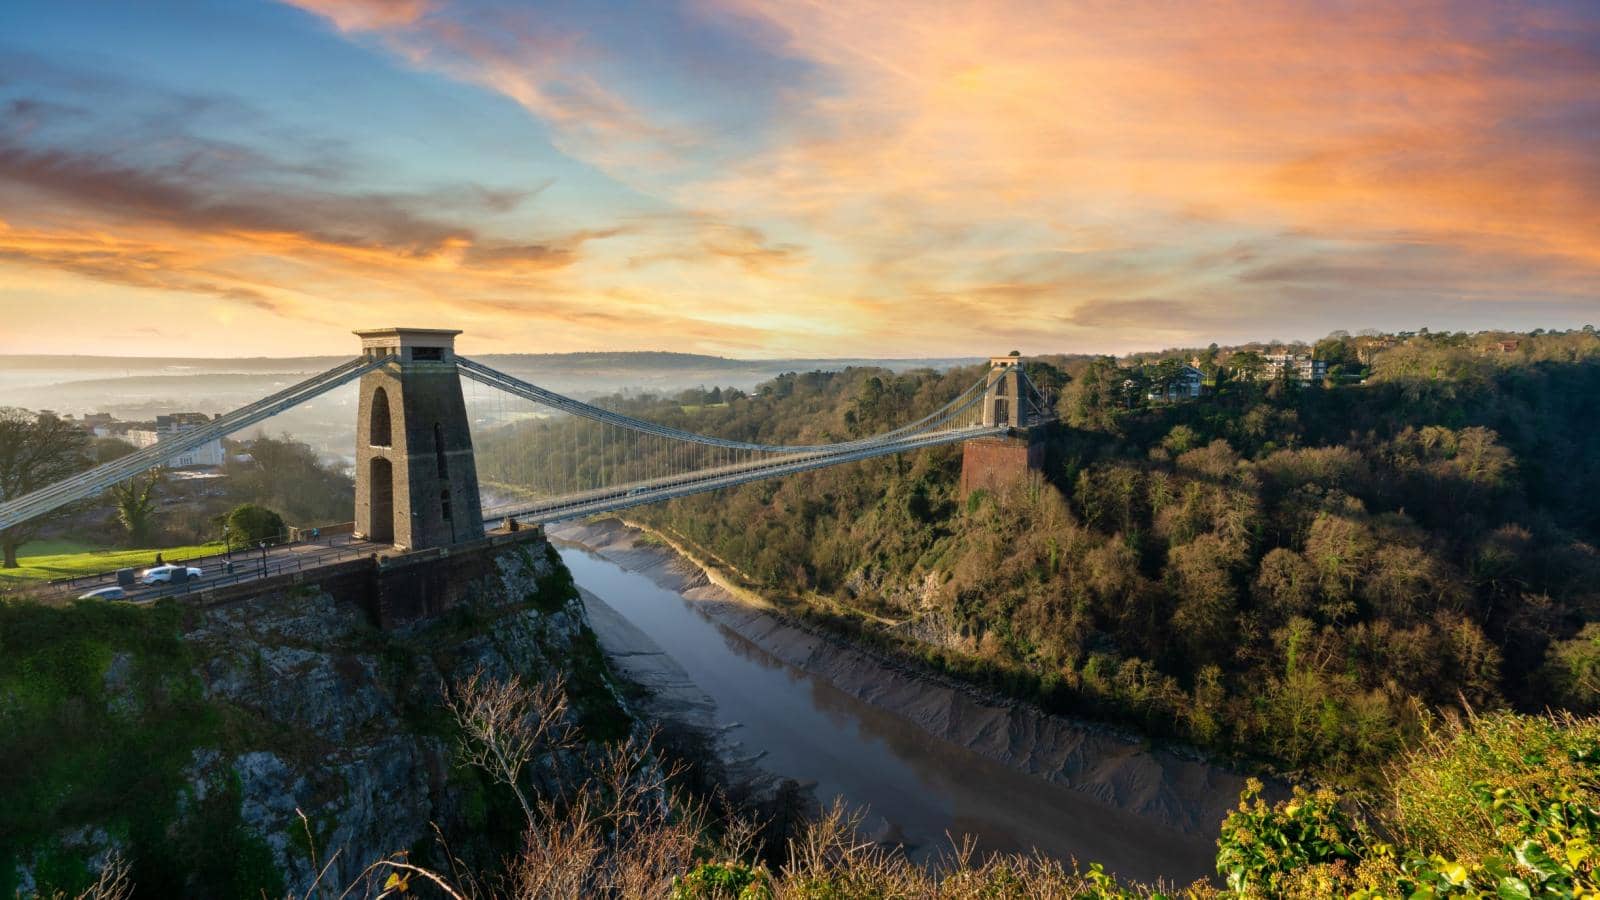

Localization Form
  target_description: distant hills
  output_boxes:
[0,352,984,427]
[0,351,979,375]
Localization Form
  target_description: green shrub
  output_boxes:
[670,861,773,899]
[1216,780,1365,897]
[1216,711,1600,899]
[0,599,280,898]
[224,504,286,547]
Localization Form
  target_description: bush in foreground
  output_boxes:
[34,688,1598,899]
[1218,710,1600,898]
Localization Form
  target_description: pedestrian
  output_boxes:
[154,552,164,565]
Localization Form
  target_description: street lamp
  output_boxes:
[258,541,267,578]
[223,523,231,560]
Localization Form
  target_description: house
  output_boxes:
[1148,365,1205,402]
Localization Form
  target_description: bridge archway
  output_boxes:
[368,457,395,544]
[370,387,392,447]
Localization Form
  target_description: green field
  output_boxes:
[0,540,227,583]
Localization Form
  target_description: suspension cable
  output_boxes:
[456,357,1000,454]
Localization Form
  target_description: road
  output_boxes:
[36,534,383,603]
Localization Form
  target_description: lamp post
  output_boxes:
[223,523,231,560]
[258,541,267,578]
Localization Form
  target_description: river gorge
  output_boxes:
[551,519,1253,886]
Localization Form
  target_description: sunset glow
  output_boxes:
[1,0,1596,356]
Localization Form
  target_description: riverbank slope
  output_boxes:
[552,518,1256,882]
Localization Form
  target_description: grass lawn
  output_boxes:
[678,402,730,413]
[0,540,228,583]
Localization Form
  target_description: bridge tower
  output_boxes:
[962,355,1046,495]
[353,328,485,550]
[980,355,1027,428]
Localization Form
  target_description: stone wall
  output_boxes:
[182,529,546,631]
[959,434,1044,495]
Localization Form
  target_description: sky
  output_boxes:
[0,0,1596,358]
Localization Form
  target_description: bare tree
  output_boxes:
[445,668,577,824]
[443,668,710,898]
[0,408,90,568]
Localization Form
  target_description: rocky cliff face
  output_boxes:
[5,536,629,898]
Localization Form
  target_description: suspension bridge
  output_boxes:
[0,328,1052,560]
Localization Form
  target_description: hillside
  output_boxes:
[476,328,1600,783]
[0,536,627,897]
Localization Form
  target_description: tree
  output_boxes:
[109,473,161,545]
[224,504,286,547]
[1545,623,1600,711]
[1059,357,1125,431]
[1022,359,1068,408]
[1314,335,1357,370]
[0,408,90,568]
[89,437,136,464]
[223,435,352,525]
[1146,357,1186,401]
[1167,533,1245,664]
[1228,350,1267,382]
[1162,424,1200,455]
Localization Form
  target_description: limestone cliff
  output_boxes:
[1,536,629,898]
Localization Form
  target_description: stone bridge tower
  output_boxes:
[962,355,1046,495]
[980,355,1027,428]
[353,328,485,550]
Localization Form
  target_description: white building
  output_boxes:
[122,413,226,468]
[1263,353,1329,383]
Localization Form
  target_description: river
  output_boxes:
[556,533,1228,885]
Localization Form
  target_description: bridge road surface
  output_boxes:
[31,534,383,604]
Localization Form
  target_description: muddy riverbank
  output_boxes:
[551,518,1251,884]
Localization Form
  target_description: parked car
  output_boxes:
[140,564,202,585]
[78,586,128,601]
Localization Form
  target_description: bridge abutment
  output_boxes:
[353,328,485,551]
[960,433,1044,495]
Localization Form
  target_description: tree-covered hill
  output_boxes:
[479,327,1600,782]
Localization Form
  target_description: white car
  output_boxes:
[140,564,202,585]
[78,586,129,601]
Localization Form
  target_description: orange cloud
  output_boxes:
[282,0,433,32]
[697,0,1600,282]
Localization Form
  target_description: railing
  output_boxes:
[127,540,379,602]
